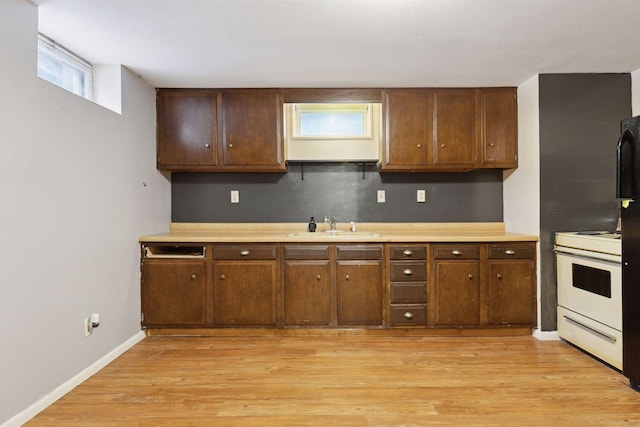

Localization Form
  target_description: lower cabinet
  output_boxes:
[212,244,279,326]
[141,245,208,327]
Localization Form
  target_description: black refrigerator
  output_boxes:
[617,115,640,391]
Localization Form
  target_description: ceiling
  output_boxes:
[32,0,640,89]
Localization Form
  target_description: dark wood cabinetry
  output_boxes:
[381,87,517,171]
[156,89,285,172]
[283,245,331,326]
[212,244,279,326]
[478,88,518,168]
[388,245,427,326]
[430,242,535,328]
[431,244,481,326]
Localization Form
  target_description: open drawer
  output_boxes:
[143,244,206,259]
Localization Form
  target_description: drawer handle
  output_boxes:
[497,273,502,280]
[316,274,321,281]
[452,250,462,256]
[468,273,473,279]
[403,249,414,256]
[505,249,516,256]
[403,312,414,319]
[240,250,250,256]
[191,274,197,279]
[403,269,413,276]
[219,274,226,280]
[563,315,617,343]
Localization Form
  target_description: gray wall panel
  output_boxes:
[539,73,631,331]
[171,165,503,223]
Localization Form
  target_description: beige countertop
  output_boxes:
[139,223,538,243]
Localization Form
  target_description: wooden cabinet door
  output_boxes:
[213,261,278,326]
[382,90,431,169]
[219,90,285,171]
[141,260,207,326]
[336,260,383,326]
[479,88,517,168]
[284,260,331,326]
[432,260,480,326]
[432,89,477,168]
[157,90,217,169]
[487,260,535,326]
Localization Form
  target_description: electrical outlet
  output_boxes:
[377,190,386,203]
[230,190,239,204]
[417,189,426,203]
[83,318,93,337]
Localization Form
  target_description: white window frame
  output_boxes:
[37,33,93,100]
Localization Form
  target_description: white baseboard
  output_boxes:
[532,329,560,341]
[2,331,146,427]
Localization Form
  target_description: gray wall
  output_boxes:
[539,73,631,331]
[172,166,503,223]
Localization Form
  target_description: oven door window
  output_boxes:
[572,263,611,298]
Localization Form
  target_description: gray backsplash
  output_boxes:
[171,164,503,223]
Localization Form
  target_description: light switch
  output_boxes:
[417,189,426,203]
[230,190,239,204]
[377,190,386,203]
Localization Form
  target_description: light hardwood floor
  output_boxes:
[27,335,640,426]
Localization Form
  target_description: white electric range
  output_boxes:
[555,231,622,369]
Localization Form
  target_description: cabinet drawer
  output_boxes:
[336,245,382,260]
[389,245,426,260]
[389,261,426,281]
[390,282,426,303]
[213,244,277,260]
[432,244,479,260]
[390,305,427,326]
[283,245,330,260]
[487,243,535,259]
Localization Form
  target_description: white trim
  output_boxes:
[532,329,560,341]
[2,331,146,427]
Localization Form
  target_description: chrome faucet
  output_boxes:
[324,215,336,231]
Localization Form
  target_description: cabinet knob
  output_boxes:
[416,144,422,148]
[228,143,234,148]
[468,273,473,279]
[403,269,413,276]
[345,274,350,281]
[452,250,462,256]
[316,274,321,281]
[403,249,413,256]
[505,249,516,256]
[219,274,226,280]
[191,274,197,279]
[240,250,250,256]
[497,273,503,280]
[440,144,446,149]
[204,144,211,148]
[403,312,414,319]
[489,143,495,148]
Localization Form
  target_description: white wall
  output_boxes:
[504,75,541,330]
[0,0,171,424]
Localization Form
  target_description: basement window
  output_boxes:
[285,103,381,162]
[37,33,93,100]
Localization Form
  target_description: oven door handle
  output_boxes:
[563,315,618,343]
[554,249,621,264]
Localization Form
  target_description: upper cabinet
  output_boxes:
[380,87,517,172]
[478,88,518,169]
[157,87,516,173]
[157,89,285,172]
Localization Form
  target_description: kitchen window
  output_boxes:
[285,103,381,162]
[37,33,93,100]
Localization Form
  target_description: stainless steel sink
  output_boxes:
[287,231,381,238]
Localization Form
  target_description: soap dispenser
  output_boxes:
[308,217,317,232]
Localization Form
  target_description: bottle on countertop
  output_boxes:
[308,217,317,232]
